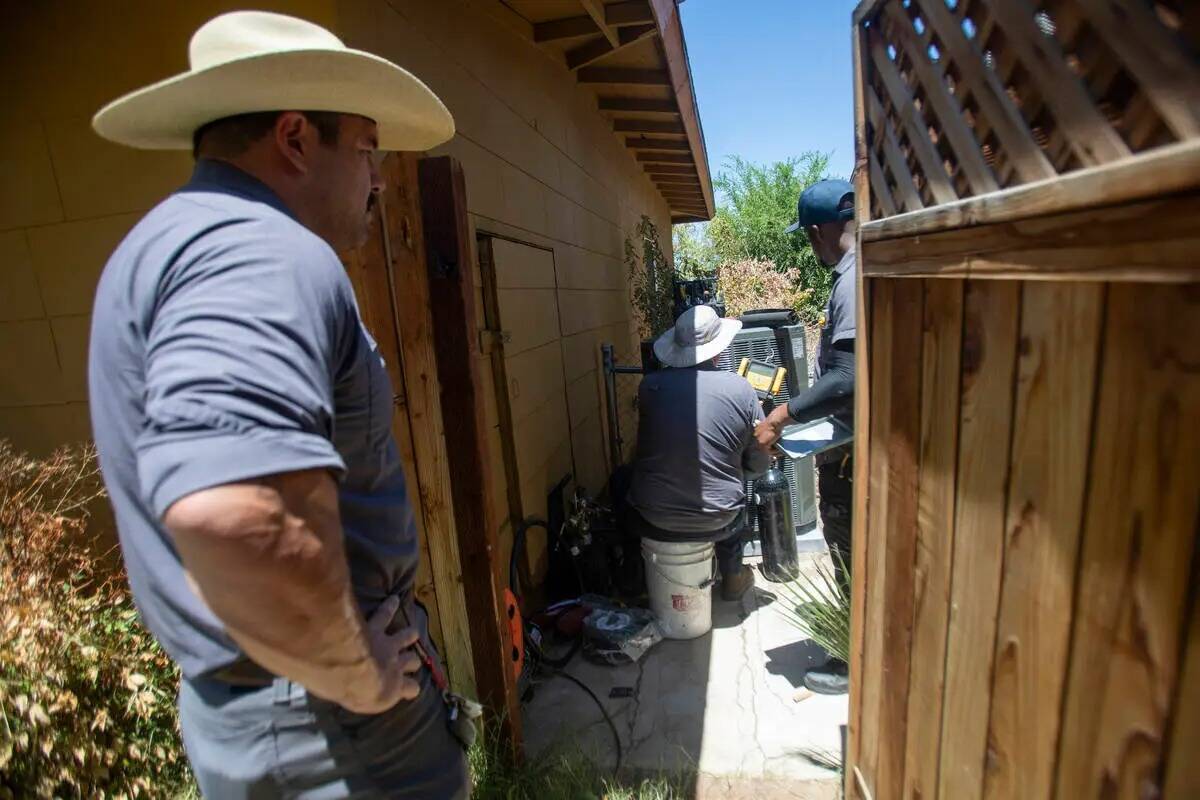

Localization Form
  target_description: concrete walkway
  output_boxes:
[523,553,847,799]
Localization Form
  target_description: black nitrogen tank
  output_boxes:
[756,456,799,582]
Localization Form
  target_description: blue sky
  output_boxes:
[680,0,860,186]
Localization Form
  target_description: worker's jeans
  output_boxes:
[178,670,468,799]
[817,460,853,591]
[624,507,747,579]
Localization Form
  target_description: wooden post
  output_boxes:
[377,154,477,698]
[418,156,522,750]
[847,14,872,800]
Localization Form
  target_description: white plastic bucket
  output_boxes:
[641,538,716,640]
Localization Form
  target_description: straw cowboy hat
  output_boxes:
[92,11,454,151]
[653,305,742,368]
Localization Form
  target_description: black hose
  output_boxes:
[547,667,623,775]
[526,624,621,774]
[514,513,623,775]
[511,518,548,600]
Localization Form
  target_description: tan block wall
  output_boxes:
[0,0,672,534]
[0,0,339,454]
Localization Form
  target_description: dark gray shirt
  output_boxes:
[628,366,769,533]
[814,247,857,465]
[89,160,420,679]
[814,247,856,382]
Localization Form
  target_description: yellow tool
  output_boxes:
[737,357,787,401]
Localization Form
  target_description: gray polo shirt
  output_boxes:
[89,159,421,679]
[814,247,856,383]
[814,247,857,465]
[628,366,769,534]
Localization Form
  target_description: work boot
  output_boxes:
[804,658,849,695]
[720,565,755,601]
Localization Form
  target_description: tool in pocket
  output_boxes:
[398,604,482,750]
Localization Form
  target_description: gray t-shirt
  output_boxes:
[628,366,769,533]
[814,247,856,382]
[89,160,421,679]
[813,247,857,464]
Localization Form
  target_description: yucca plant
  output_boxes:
[773,550,850,664]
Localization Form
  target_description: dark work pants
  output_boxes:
[714,530,745,579]
[624,507,747,580]
[818,460,853,592]
[178,670,468,799]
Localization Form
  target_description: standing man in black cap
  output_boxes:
[755,178,856,695]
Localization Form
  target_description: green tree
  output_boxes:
[708,152,834,321]
[671,222,718,278]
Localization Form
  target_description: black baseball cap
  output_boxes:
[785,178,855,234]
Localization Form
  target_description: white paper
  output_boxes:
[775,417,851,459]
[781,421,836,443]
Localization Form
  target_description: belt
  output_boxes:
[210,659,276,688]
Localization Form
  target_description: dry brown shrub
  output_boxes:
[0,441,192,798]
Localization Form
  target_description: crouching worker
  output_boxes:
[624,306,769,603]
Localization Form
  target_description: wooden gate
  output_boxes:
[338,154,520,742]
[848,2,1200,799]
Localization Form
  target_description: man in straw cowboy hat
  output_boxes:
[87,11,468,797]
[624,305,771,602]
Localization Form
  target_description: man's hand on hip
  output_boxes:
[345,594,424,714]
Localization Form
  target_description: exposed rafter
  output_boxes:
[636,151,693,164]
[526,0,713,220]
[644,163,698,175]
[614,118,685,133]
[625,136,689,150]
[599,97,678,114]
[566,23,656,70]
[577,67,670,85]
[606,1,654,25]
[578,0,619,47]
[533,15,598,42]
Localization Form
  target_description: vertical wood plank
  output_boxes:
[861,277,925,799]
[937,280,1022,800]
[983,281,1105,800]
[477,236,527,553]
[419,156,522,745]
[380,153,477,697]
[1054,284,1200,798]
[339,233,442,652]
[847,16,873,796]
[1164,583,1200,799]
[901,278,965,800]
[857,278,896,796]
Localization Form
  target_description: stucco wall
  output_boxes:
[0,0,671,512]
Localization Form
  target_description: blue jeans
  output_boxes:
[178,670,468,799]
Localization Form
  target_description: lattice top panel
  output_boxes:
[856,0,1200,221]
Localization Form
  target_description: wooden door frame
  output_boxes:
[350,153,520,751]
[416,156,522,748]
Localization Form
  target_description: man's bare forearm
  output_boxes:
[164,469,385,709]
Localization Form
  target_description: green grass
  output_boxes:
[470,727,692,800]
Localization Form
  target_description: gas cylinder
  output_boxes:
[756,456,799,582]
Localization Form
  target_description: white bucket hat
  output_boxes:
[653,306,742,368]
[92,11,455,151]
